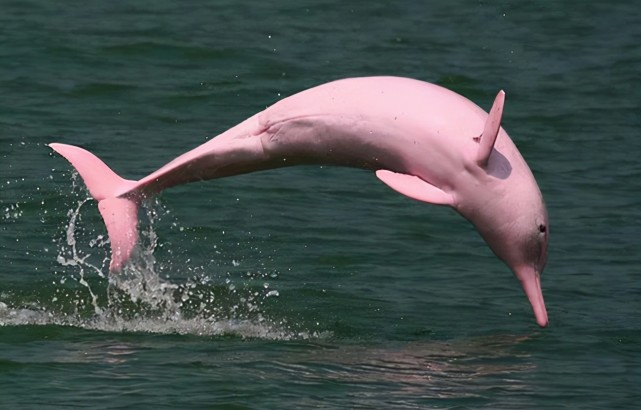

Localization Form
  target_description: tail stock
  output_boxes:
[49,143,139,272]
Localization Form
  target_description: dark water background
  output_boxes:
[1,1,640,408]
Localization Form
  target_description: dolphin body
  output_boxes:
[50,76,549,327]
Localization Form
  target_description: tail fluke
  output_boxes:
[98,197,139,272]
[49,143,139,272]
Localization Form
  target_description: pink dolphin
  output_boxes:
[49,76,549,327]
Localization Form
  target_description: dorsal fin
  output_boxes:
[476,90,505,167]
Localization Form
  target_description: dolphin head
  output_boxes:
[461,90,549,327]
[476,190,549,328]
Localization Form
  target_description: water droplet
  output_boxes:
[266,290,279,298]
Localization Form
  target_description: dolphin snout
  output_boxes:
[517,267,548,327]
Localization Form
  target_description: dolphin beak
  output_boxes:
[517,267,548,327]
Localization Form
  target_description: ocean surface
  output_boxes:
[1,1,640,408]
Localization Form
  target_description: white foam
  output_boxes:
[0,302,309,340]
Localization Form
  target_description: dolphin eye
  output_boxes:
[538,224,547,233]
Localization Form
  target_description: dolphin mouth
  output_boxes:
[518,268,548,327]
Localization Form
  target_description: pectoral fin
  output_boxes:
[376,170,453,206]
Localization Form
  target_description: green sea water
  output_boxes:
[1,1,640,408]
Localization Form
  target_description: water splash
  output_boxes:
[0,159,320,339]
[9,178,314,340]
[55,197,104,315]
[0,301,306,340]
